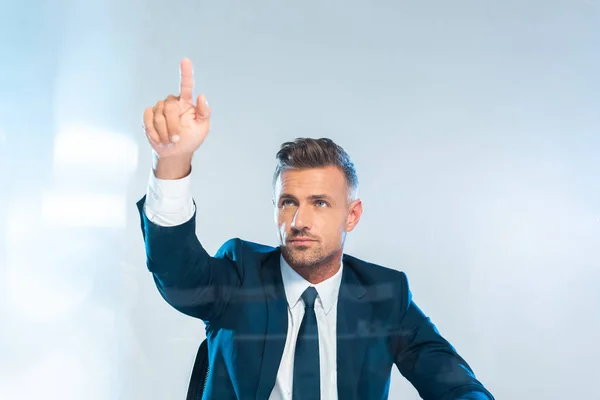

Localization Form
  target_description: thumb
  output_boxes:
[196,94,210,119]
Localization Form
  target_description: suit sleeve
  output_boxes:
[136,195,243,323]
[393,273,495,400]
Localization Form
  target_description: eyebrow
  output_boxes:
[279,193,334,202]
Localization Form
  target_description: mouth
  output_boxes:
[288,238,316,244]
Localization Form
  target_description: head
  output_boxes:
[272,138,363,278]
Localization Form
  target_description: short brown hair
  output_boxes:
[272,137,359,200]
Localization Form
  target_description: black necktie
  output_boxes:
[293,286,320,400]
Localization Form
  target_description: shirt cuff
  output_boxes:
[143,168,195,227]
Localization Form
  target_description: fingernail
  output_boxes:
[171,135,180,143]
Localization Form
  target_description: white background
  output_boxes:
[1,0,599,398]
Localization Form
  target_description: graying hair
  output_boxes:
[272,137,359,201]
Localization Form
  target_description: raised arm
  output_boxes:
[138,58,242,323]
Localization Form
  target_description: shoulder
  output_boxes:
[215,237,278,261]
[343,253,409,286]
[342,253,413,306]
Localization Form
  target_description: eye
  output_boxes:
[281,199,295,207]
[315,200,328,207]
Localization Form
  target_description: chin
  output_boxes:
[285,248,331,270]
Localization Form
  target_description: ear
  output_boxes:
[344,199,363,232]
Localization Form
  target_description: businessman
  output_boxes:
[138,58,494,399]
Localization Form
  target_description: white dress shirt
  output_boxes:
[143,169,341,399]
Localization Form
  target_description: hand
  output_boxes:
[143,58,211,159]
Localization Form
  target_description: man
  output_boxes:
[138,58,494,399]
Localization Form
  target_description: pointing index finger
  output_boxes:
[179,58,194,103]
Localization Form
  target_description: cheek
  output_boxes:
[320,214,346,238]
[275,212,289,230]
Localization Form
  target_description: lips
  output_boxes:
[289,238,315,243]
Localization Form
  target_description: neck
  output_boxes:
[286,249,343,284]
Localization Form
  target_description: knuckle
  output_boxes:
[153,112,164,123]
[154,112,165,121]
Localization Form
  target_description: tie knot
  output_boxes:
[301,286,318,309]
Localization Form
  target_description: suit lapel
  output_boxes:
[337,258,372,400]
[255,251,373,400]
[256,249,288,400]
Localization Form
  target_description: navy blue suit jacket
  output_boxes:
[137,197,494,399]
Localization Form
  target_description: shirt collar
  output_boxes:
[280,254,343,315]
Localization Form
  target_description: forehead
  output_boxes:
[275,166,347,195]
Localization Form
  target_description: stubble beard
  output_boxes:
[281,243,338,271]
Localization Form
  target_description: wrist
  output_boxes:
[152,152,193,180]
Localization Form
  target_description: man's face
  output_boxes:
[273,166,362,270]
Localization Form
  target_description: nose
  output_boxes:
[291,205,312,232]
